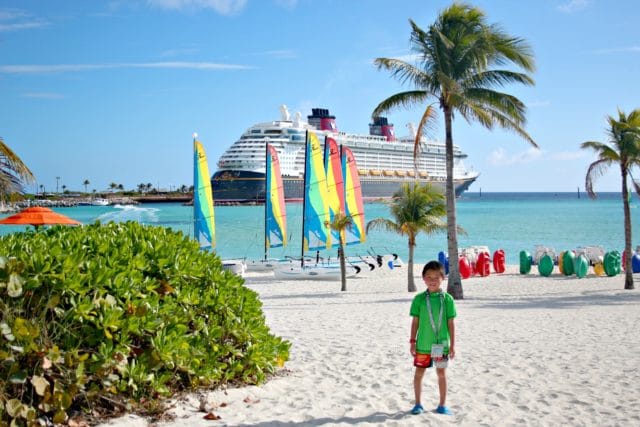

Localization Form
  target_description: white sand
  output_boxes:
[100,266,640,426]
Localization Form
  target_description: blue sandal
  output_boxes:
[411,404,424,415]
[436,405,453,415]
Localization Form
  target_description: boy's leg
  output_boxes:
[413,367,426,404]
[436,367,447,406]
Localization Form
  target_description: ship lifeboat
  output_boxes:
[406,170,416,177]
[382,170,394,177]
[358,169,368,176]
[394,170,405,177]
[419,171,429,178]
[370,170,382,176]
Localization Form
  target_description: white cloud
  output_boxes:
[147,0,247,15]
[488,147,542,166]
[556,0,591,13]
[0,8,47,32]
[0,61,252,74]
[22,92,65,99]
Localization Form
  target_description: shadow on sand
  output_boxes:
[236,410,411,427]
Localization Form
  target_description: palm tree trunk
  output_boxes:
[408,236,416,292]
[339,244,347,292]
[621,167,635,290]
[443,106,463,299]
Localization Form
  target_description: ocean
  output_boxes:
[1,192,637,265]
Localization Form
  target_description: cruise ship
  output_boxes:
[212,105,479,202]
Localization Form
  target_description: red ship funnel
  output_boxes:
[308,108,338,132]
[369,117,396,141]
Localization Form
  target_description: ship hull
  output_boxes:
[212,170,477,202]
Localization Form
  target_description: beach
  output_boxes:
[99,265,640,427]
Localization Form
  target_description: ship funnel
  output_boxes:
[370,116,396,141]
[308,108,337,132]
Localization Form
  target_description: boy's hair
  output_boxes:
[422,260,445,278]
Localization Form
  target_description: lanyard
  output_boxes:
[426,291,444,344]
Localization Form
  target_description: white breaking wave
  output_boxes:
[96,205,160,223]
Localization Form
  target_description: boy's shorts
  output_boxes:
[414,352,449,368]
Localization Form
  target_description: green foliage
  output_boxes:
[366,183,447,292]
[0,222,290,424]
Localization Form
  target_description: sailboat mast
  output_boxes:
[301,131,309,267]
[264,142,269,261]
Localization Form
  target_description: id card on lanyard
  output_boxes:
[427,291,447,367]
[426,291,444,347]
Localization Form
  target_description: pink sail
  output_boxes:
[324,136,345,246]
[341,146,365,244]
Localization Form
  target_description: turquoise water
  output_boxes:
[1,193,637,265]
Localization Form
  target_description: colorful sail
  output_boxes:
[265,143,287,251]
[324,136,345,246]
[303,131,331,251]
[193,138,215,249]
[341,146,366,245]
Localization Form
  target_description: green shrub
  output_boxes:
[0,222,290,425]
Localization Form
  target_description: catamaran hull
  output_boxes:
[273,264,359,280]
[212,170,477,202]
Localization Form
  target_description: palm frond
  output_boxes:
[464,69,534,89]
[373,57,431,89]
[463,88,527,123]
[0,139,35,183]
[580,141,621,162]
[584,158,613,198]
[365,218,401,235]
[413,104,439,168]
[463,102,537,147]
[372,91,431,118]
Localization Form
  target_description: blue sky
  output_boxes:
[1,0,639,193]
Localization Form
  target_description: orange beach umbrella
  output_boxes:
[0,207,81,227]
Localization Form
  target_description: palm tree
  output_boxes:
[372,3,536,299]
[0,137,35,201]
[83,179,90,193]
[582,109,640,290]
[366,183,447,292]
[109,182,118,192]
[328,213,355,292]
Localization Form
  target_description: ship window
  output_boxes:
[264,130,281,134]
[251,129,261,134]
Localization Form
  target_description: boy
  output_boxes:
[409,260,457,415]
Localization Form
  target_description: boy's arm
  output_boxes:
[409,317,418,356]
[448,318,455,359]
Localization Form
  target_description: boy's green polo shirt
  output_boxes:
[410,290,457,354]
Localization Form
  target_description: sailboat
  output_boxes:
[245,143,292,272]
[273,131,358,280]
[193,134,246,276]
[325,136,345,245]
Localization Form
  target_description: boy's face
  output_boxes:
[423,269,444,292]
